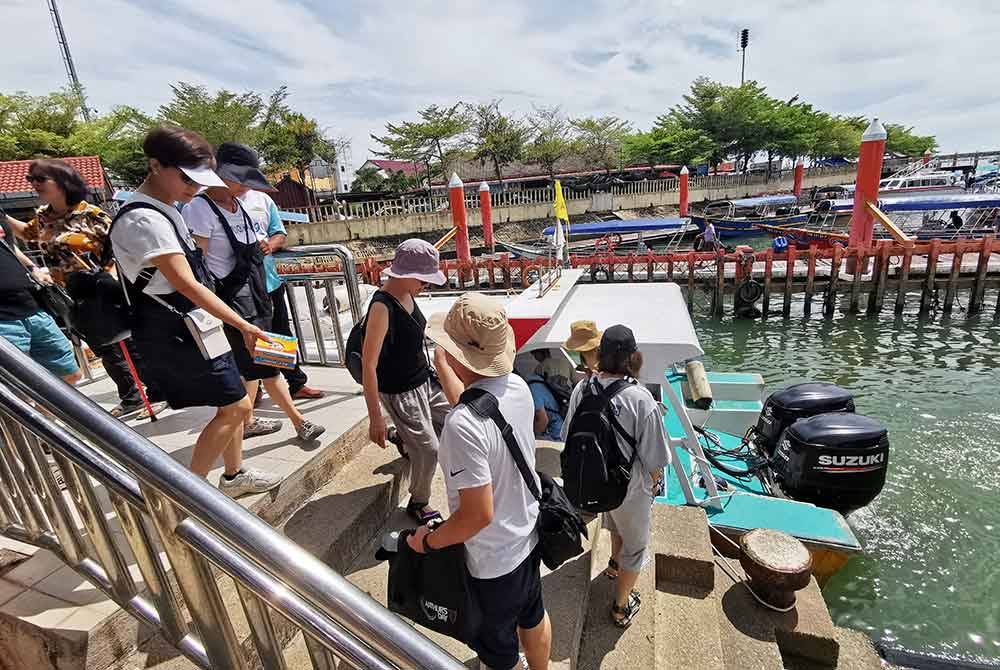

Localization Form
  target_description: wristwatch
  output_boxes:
[422,531,439,554]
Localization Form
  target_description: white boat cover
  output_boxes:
[520,282,703,384]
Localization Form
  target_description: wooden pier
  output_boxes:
[357,236,1000,320]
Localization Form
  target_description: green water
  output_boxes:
[694,302,1000,665]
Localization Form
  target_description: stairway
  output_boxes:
[84,409,880,670]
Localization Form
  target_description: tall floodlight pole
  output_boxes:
[47,0,90,121]
[740,28,750,85]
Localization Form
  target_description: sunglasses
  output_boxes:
[25,175,51,184]
[172,167,197,186]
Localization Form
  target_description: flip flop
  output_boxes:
[406,501,442,526]
[610,590,641,628]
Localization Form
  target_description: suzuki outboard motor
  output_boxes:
[755,383,855,455]
[771,412,889,514]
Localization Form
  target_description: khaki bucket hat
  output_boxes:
[426,293,515,377]
[564,320,602,352]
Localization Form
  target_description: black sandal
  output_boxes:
[406,500,442,526]
[605,558,619,580]
[610,590,641,628]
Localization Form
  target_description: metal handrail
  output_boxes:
[0,337,463,670]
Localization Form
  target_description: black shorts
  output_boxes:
[468,548,545,670]
[134,331,247,410]
[223,324,279,381]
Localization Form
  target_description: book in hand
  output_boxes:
[253,332,298,369]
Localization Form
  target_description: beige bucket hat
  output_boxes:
[426,293,515,377]
[564,320,602,352]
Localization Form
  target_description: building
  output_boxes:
[356,159,423,180]
[0,156,112,217]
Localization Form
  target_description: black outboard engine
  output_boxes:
[755,383,855,455]
[771,413,889,514]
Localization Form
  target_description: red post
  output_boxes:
[848,118,887,273]
[449,173,471,263]
[679,165,690,217]
[479,181,493,254]
[793,159,805,197]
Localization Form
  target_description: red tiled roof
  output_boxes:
[364,159,422,177]
[0,156,107,195]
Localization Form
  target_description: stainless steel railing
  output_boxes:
[0,337,463,670]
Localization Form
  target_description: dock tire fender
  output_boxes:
[590,265,611,282]
[737,278,763,304]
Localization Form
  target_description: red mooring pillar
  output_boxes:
[679,165,690,217]
[793,159,805,197]
[479,181,494,253]
[449,173,471,263]
[849,118,887,272]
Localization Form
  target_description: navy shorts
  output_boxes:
[468,548,545,670]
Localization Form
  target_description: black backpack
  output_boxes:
[345,291,397,384]
[460,387,588,571]
[561,379,638,513]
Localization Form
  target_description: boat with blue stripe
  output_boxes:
[690,194,810,238]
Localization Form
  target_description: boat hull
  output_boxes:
[691,213,809,238]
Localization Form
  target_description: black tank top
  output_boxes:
[372,290,430,394]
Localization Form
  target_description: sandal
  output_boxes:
[406,500,442,526]
[605,558,619,580]
[610,590,641,628]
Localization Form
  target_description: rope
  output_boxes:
[708,526,797,613]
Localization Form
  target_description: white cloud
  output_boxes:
[4,0,999,168]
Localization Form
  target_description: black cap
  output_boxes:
[215,142,276,192]
[600,324,637,356]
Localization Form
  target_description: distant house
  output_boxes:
[272,174,319,209]
[357,159,423,179]
[0,155,112,217]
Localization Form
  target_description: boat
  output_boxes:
[837,171,965,199]
[499,218,688,259]
[491,272,883,584]
[690,194,809,238]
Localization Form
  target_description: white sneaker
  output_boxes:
[244,417,282,439]
[296,419,326,442]
[217,469,283,498]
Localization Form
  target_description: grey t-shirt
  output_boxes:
[439,374,540,579]
[561,374,671,496]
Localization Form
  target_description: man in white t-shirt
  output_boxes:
[408,292,551,670]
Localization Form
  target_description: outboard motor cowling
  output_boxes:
[755,383,855,455]
[772,412,888,514]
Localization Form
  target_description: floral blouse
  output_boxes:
[24,201,113,284]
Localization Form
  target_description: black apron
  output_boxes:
[198,195,272,328]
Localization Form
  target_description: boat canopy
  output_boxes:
[520,282,703,384]
[725,194,799,208]
[877,193,1000,212]
[542,218,683,237]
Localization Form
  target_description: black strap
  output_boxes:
[198,194,258,250]
[586,377,640,468]
[109,200,194,307]
[459,387,542,502]
[372,290,432,367]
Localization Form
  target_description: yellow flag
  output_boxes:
[553,180,569,223]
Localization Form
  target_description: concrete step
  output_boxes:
[783,627,882,670]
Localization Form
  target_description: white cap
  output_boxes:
[861,118,887,142]
[179,164,226,188]
[680,165,689,175]
[479,181,490,192]
[448,172,463,188]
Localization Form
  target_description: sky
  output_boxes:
[4,0,999,173]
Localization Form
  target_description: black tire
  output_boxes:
[590,266,611,282]
[737,279,763,304]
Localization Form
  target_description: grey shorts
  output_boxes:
[602,477,654,572]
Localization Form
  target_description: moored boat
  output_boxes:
[690,194,809,238]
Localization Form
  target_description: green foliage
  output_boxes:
[371,103,469,181]
[569,115,632,173]
[351,166,384,193]
[0,89,83,159]
[885,123,937,156]
[465,100,528,181]
[525,105,572,176]
[67,107,155,184]
[157,82,263,147]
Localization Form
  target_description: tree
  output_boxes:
[465,100,528,181]
[67,106,154,184]
[570,115,632,173]
[525,105,572,176]
[157,82,265,147]
[884,123,937,156]
[371,103,469,184]
[663,77,730,169]
[351,166,384,193]
[0,89,83,159]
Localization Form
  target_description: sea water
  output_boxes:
[695,300,1000,665]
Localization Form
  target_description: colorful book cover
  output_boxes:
[253,332,299,369]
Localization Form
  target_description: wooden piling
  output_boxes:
[783,245,797,317]
[825,244,843,317]
[501,258,512,290]
[647,255,654,282]
[486,257,495,289]
[895,246,913,314]
[868,242,890,315]
[920,239,940,313]
[969,235,993,314]
[686,251,695,313]
[849,247,865,313]
[762,248,774,317]
[519,258,528,289]
[804,245,818,316]
[943,250,963,313]
[713,251,725,317]
[666,255,674,281]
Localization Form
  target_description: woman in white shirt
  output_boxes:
[109,126,282,499]
[182,143,324,443]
